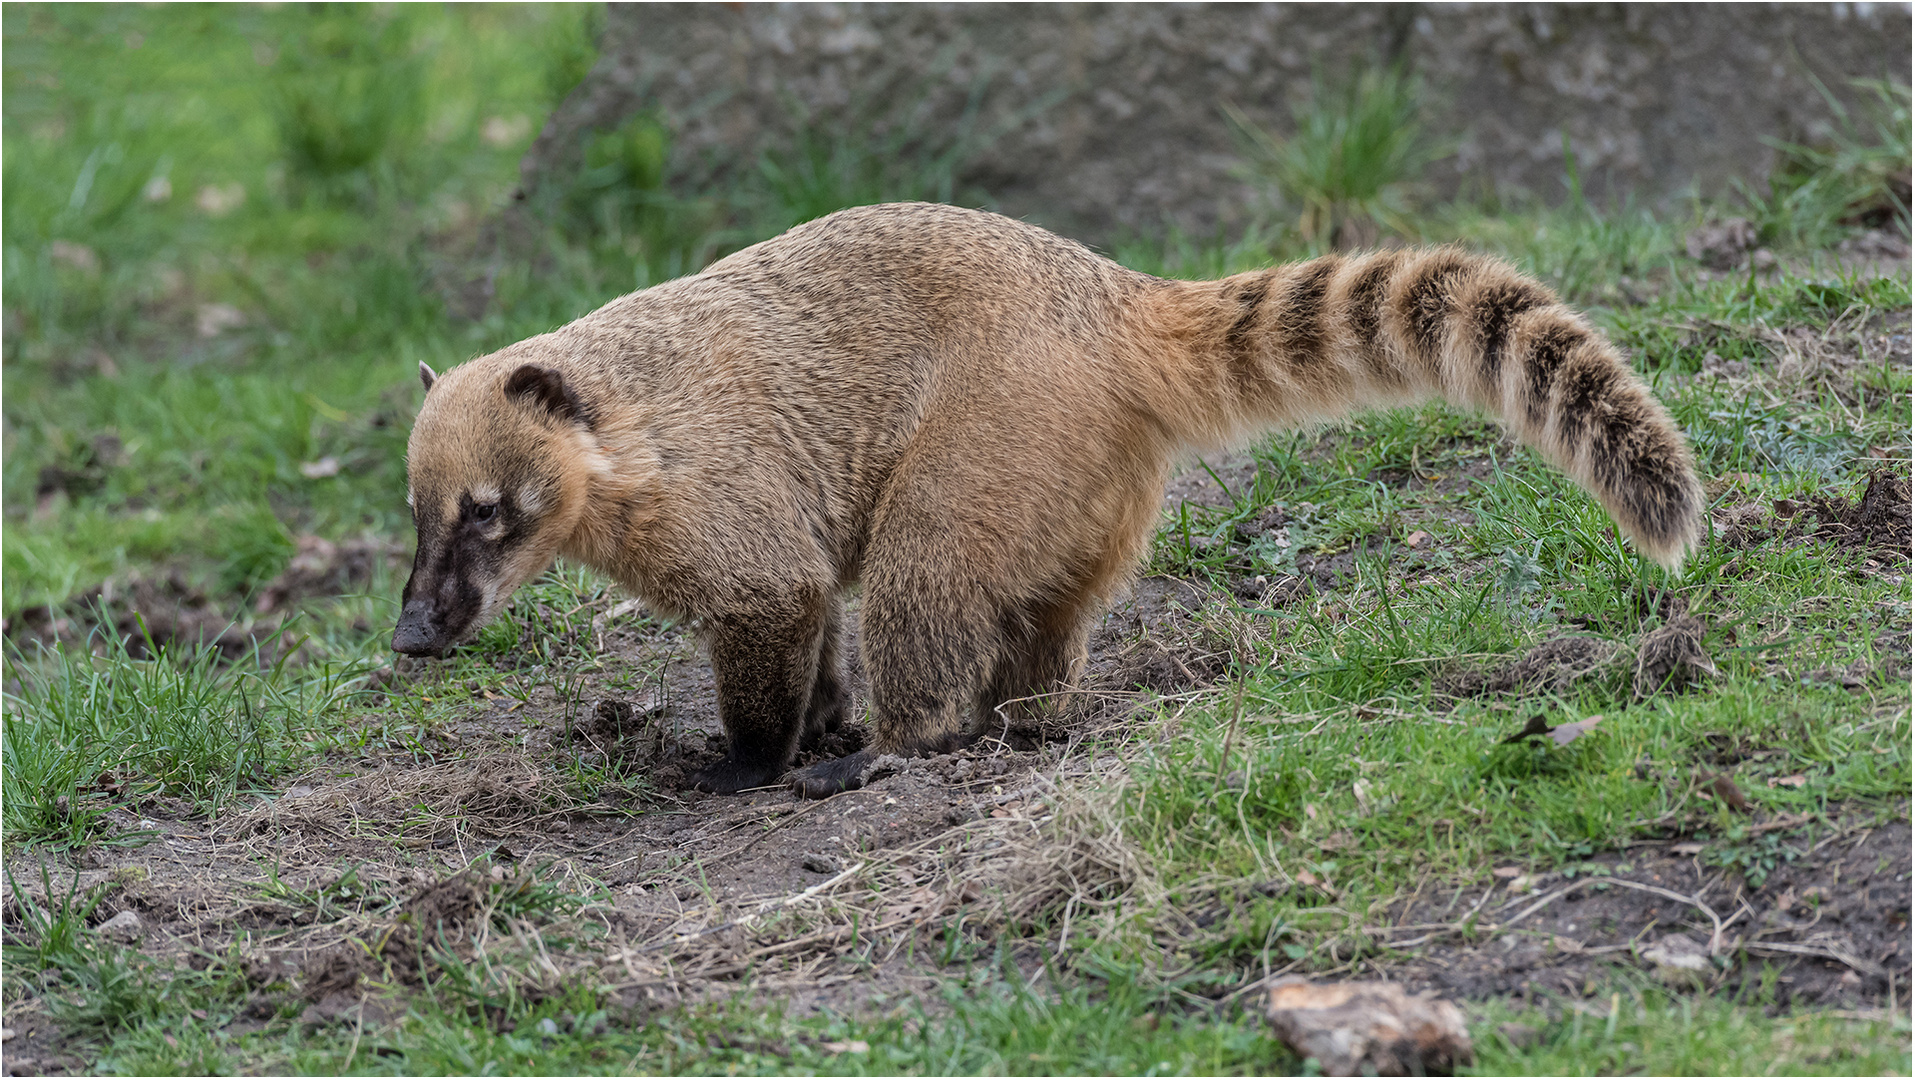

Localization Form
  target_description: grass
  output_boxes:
[3,620,362,850]
[3,5,1909,1075]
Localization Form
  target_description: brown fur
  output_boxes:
[395,203,1703,796]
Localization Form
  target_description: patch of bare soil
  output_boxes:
[1375,816,1910,1014]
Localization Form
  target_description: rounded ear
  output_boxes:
[503,364,593,427]
[419,361,438,393]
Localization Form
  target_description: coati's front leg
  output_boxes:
[690,602,829,794]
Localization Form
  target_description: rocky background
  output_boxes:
[519,2,1912,243]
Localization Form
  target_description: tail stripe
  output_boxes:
[1522,321,1585,430]
[1346,254,1405,384]
[1224,275,1271,355]
[1401,251,1474,364]
[1553,347,1622,453]
[1468,280,1551,388]
[1273,258,1336,371]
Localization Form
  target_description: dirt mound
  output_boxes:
[1633,615,1718,699]
[1714,472,1910,564]
[1444,600,1720,703]
[1809,470,1911,560]
[299,870,543,1020]
[1437,636,1623,699]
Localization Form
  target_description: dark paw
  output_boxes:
[790,749,875,799]
[690,755,784,795]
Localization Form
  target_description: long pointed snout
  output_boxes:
[391,600,452,656]
[391,538,485,657]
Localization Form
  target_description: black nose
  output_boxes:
[391,604,446,656]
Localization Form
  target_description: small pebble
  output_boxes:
[97,910,144,943]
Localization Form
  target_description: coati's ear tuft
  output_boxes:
[420,361,438,393]
[503,364,592,427]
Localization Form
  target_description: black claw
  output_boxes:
[790,749,874,799]
[690,755,782,795]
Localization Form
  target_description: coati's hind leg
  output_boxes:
[790,531,997,798]
[977,592,1096,729]
[799,596,848,752]
[690,596,829,795]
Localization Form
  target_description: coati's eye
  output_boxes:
[471,502,499,523]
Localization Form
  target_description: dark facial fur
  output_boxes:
[393,363,600,656]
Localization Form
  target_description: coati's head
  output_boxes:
[392,358,600,656]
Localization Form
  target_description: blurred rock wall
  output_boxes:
[522,2,1911,242]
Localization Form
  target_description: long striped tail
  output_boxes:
[1146,248,1703,569]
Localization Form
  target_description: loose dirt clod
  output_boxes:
[1264,979,1474,1076]
[1633,615,1717,699]
[96,909,145,943]
[1685,217,1758,270]
[1640,932,1712,986]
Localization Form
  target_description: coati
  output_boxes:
[393,202,1701,797]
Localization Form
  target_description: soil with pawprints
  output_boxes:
[2,454,1907,1075]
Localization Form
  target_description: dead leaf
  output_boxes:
[1670,841,1707,856]
[300,457,342,479]
[1549,715,1603,747]
[821,1040,869,1054]
[1500,714,1602,747]
[1403,530,1430,549]
[1768,774,1807,788]
[1492,866,1522,879]
[1708,774,1750,813]
[1296,870,1320,888]
[1551,936,1585,954]
[1316,830,1355,853]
